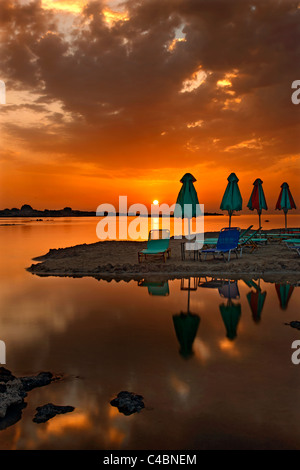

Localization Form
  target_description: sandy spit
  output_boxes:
[27,237,300,284]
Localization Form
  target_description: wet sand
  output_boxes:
[27,233,300,283]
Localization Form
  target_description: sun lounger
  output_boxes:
[266,233,300,243]
[198,227,240,262]
[283,239,300,248]
[238,227,268,254]
[138,229,171,263]
[203,226,251,247]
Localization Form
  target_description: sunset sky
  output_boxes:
[0,0,299,212]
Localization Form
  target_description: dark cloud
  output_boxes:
[0,0,299,172]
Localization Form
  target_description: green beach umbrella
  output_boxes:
[275,283,294,310]
[275,182,296,229]
[174,173,200,238]
[219,302,241,341]
[220,173,243,227]
[247,178,268,229]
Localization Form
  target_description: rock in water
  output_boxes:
[0,368,58,430]
[20,372,53,391]
[285,321,300,330]
[0,376,26,419]
[33,403,75,423]
[0,367,16,383]
[110,391,145,416]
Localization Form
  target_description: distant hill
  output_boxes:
[0,206,223,217]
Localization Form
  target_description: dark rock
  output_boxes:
[20,372,53,391]
[0,402,27,431]
[285,321,300,330]
[0,367,16,383]
[33,403,75,423]
[0,369,59,430]
[110,391,145,416]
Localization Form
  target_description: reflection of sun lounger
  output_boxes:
[138,229,171,263]
[138,280,170,296]
[198,276,225,288]
[199,228,240,262]
[218,280,240,299]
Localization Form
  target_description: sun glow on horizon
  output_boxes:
[153,200,159,206]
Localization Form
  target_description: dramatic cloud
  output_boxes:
[0,0,299,210]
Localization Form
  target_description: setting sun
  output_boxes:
[153,200,159,205]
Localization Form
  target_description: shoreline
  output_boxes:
[27,235,300,283]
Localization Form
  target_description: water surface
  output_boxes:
[0,216,299,449]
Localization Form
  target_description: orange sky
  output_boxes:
[0,0,299,212]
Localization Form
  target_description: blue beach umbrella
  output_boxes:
[220,173,243,227]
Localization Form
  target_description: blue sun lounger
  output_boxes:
[198,227,240,262]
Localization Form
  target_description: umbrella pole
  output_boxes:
[229,211,232,228]
[187,278,190,314]
[258,211,261,232]
[284,211,287,230]
[188,218,191,239]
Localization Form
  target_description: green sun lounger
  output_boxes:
[138,229,171,263]
[284,240,300,251]
[238,227,267,254]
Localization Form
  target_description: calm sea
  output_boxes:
[0,214,299,449]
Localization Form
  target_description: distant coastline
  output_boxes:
[0,204,223,218]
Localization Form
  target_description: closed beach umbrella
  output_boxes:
[247,178,267,229]
[174,173,200,237]
[275,283,294,310]
[220,173,242,227]
[275,182,296,229]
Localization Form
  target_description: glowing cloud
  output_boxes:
[103,8,129,27]
[41,0,86,14]
[180,68,208,93]
[187,120,204,128]
[168,37,186,51]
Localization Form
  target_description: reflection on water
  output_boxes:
[0,219,300,449]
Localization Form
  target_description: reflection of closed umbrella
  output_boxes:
[172,277,200,359]
[174,173,200,238]
[220,173,242,227]
[247,178,267,230]
[246,290,267,323]
[275,283,294,310]
[173,313,200,359]
[219,302,241,341]
[275,182,296,229]
[218,280,241,340]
